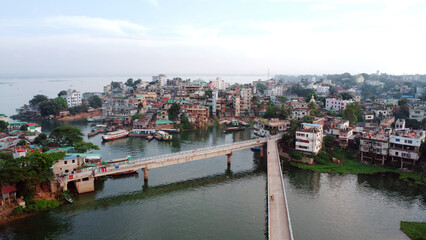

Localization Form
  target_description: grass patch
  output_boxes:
[13,199,61,215]
[401,221,426,240]
[290,148,426,185]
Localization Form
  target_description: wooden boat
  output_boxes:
[146,135,154,141]
[162,128,180,133]
[102,130,129,141]
[64,193,73,204]
[155,130,172,141]
[224,127,245,133]
[88,129,103,137]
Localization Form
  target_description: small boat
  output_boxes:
[155,130,172,141]
[146,135,154,141]
[102,130,129,141]
[161,128,180,133]
[64,193,73,204]
[250,146,261,152]
[239,121,250,127]
[87,116,104,122]
[88,129,103,137]
[224,127,245,133]
[95,124,107,128]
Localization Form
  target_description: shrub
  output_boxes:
[290,150,302,160]
[315,152,332,165]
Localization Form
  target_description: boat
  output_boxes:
[103,155,132,164]
[224,127,245,133]
[64,193,73,204]
[161,128,180,133]
[87,116,104,122]
[88,129,103,137]
[129,129,156,137]
[146,135,154,141]
[95,124,107,128]
[250,146,261,152]
[155,130,172,141]
[102,130,129,141]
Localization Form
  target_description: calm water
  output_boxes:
[1,122,425,240]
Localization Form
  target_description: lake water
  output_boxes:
[0,122,425,240]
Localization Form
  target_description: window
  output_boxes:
[395,152,399,156]
[396,139,400,142]
[65,170,69,173]
[64,161,67,164]
[72,160,75,163]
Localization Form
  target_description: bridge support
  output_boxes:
[260,144,265,159]
[226,152,233,168]
[143,168,150,182]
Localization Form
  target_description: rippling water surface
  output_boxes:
[0,122,425,240]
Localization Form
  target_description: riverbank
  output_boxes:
[400,221,426,240]
[0,199,62,224]
[287,149,426,186]
[58,110,101,121]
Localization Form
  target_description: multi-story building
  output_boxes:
[360,128,391,165]
[325,98,353,111]
[61,89,82,107]
[389,128,425,167]
[240,87,253,115]
[326,119,353,149]
[316,86,330,96]
[295,123,323,155]
[233,96,240,117]
[409,107,426,121]
[0,114,9,123]
[153,74,167,87]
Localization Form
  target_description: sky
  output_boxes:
[0,0,425,77]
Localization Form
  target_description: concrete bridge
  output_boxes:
[57,135,292,240]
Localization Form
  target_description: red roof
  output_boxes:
[15,149,26,152]
[26,123,36,125]
[1,185,17,194]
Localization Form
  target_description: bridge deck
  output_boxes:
[267,140,292,240]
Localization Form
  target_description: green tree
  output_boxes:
[281,120,300,149]
[49,126,83,146]
[0,120,8,132]
[205,89,213,99]
[323,135,334,152]
[302,116,313,123]
[256,83,267,94]
[305,93,317,103]
[340,92,353,100]
[308,101,316,110]
[52,97,68,109]
[168,103,181,121]
[279,96,287,103]
[17,139,27,146]
[29,95,48,106]
[74,142,100,153]
[111,81,121,89]
[58,90,67,97]
[343,102,362,125]
[39,100,61,116]
[34,133,48,146]
[88,95,103,108]
[20,125,28,131]
[125,78,134,87]
[180,114,193,129]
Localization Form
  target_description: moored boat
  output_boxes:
[250,146,261,152]
[64,193,73,204]
[87,116,105,122]
[102,130,129,141]
[110,170,138,176]
[161,128,180,133]
[224,127,245,133]
[88,129,103,137]
[146,135,154,141]
[155,130,172,141]
[129,129,156,137]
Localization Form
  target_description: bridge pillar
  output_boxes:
[143,168,150,182]
[226,152,233,168]
[63,181,68,192]
[260,144,264,159]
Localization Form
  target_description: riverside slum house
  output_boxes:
[0,122,42,152]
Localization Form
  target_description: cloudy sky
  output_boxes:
[1,0,425,77]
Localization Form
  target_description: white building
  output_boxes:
[316,86,330,96]
[0,114,9,123]
[240,88,253,113]
[389,129,425,166]
[214,77,227,90]
[409,107,426,121]
[61,89,82,107]
[153,74,167,87]
[373,109,390,118]
[212,90,218,116]
[325,98,353,111]
[295,123,323,155]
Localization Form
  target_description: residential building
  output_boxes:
[316,86,330,96]
[325,98,353,111]
[233,96,240,117]
[0,114,8,123]
[389,129,425,167]
[240,87,253,115]
[61,89,82,107]
[295,123,323,155]
[409,107,426,121]
[153,74,167,87]
[360,128,391,165]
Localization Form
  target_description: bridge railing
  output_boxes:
[61,135,282,181]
